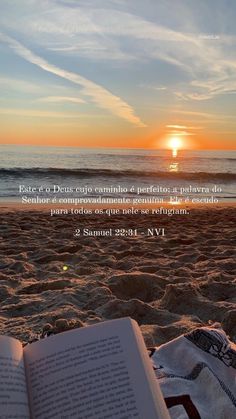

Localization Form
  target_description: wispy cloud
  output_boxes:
[165,123,204,138]
[0,32,145,127]
[37,96,86,104]
[167,130,196,136]
[0,107,112,120]
[154,86,167,91]
[0,108,83,118]
[1,0,236,140]
[0,76,41,93]
[171,109,235,120]
[166,124,187,129]
[166,124,204,130]
[47,39,134,61]
[16,7,236,101]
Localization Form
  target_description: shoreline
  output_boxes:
[0,200,235,213]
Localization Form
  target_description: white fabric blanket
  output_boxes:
[149,327,236,419]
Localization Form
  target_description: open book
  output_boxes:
[0,317,170,419]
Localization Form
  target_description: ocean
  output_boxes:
[0,145,236,203]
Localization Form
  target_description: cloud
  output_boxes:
[1,2,236,109]
[0,108,83,118]
[165,124,204,138]
[0,32,146,127]
[37,96,86,104]
[47,38,134,61]
[24,8,197,71]
[0,5,203,70]
[166,124,187,129]
[166,124,204,130]
[172,109,235,121]
[22,7,236,101]
[154,86,167,91]
[167,130,196,136]
[0,76,41,93]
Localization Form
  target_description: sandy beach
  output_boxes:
[0,204,235,347]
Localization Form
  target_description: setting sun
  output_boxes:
[168,136,184,157]
[168,137,183,150]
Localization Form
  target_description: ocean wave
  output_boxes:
[0,167,236,181]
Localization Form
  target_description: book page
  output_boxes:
[131,320,170,418]
[24,318,169,419]
[0,336,30,418]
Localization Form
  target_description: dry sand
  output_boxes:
[0,205,235,346]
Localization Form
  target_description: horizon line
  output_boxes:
[0,143,236,152]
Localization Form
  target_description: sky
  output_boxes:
[0,0,236,149]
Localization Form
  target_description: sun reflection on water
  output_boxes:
[169,161,179,172]
[172,148,178,158]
